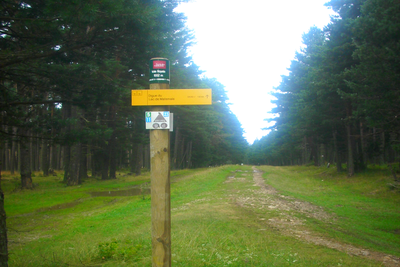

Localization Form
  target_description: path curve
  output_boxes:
[244,166,400,267]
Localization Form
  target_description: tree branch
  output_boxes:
[0,16,61,22]
[0,30,125,69]
[0,100,68,107]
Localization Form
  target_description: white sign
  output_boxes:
[145,111,170,130]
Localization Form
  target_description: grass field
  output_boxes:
[2,165,400,266]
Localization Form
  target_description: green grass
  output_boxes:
[258,165,400,256]
[3,165,397,266]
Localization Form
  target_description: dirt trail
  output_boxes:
[235,166,400,267]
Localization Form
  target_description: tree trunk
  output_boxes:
[179,137,185,169]
[35,136,40,171]
[67,142,82,185]
[41,139,49,176]
[135,144,143,176]
[108,136,117,179]
[333,131,342,173]
[49,104,56,172]
[20,135,33,189]
[80,144,88,180]
[0,161,8,267]
[309,137,318,166]
[10,128,16,175]
[360,122,367,166]
[373,127,378,165]
[107,106,117,179]
[346,123,354,177]
[389,133,397,164]
[186,141,192,168]
[65,106,84,185]
[172,127,180,170]
[86,146,91,175]
[50,144,58,171]
[57,145,62,170]
[302,136,307,165]
[30,135,33,172]
[144,144,150,170]
[2,121,9,171]
[129,148,135,174]
[92,147,102,177]
[380,131,385,165]
[320,144,325,167]
[101,143,109,180]
[2,143,7,172]
[63,145,70,182]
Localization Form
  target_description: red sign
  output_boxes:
[153,61,166,69]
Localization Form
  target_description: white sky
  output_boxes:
[175,0,334,144]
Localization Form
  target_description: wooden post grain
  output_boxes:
[150,58,171,267]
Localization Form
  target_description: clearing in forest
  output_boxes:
[4,165,400,266]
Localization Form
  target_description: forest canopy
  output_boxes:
[0,0,248,186]
[246,0,400,176]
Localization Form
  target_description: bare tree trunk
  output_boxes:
[129,148,135,174]
[80,144,88,180]
[320,144,325,167]
[309,137,318,166]
[179,137,185,169]
[108,136,117,179]
[62,103,71,182]
[380,131,385,165]
[101,143,109,180]
[29,134,33,173]
[91,146,102,177]
[333,131,342,173]
[2,119,9,171]
[346,124,354,177]
[108,106,117,179]
[389,164,398,182]
[389,133,397,164]
[50,143,57,172]
[41,139,49,176]
[10,128,16,175]
[172,127,180,170]
[135,144,143,176]
[186,141,192,168]
[144,144,150,170]
[67,142,82,185]
[20,134,33,189]
[59,145,63,170]
[360,122,367,166]
[0,161,8,267]
[373,127,378,165]
[3,143,8,172]
[302,136,307,165]
[63,145,70,182]
[130,143,143,175]
[86,146,91,175]
[66,106,84,185]
[35,135,40,171]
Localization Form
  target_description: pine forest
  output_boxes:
[1,0,400,265]
[247,0,400,177]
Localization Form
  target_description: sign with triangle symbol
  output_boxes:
[145,111,171,130]
[154,113,167,122]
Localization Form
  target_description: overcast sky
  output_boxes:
[175,0,334,144]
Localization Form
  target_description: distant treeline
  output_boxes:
[246,0,400,176]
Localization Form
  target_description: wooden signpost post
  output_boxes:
[132,58,211,267]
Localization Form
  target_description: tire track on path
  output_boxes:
[235,166,400,267]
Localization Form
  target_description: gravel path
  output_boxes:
[233,166,400,267]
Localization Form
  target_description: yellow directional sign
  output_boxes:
[131,89,212,106]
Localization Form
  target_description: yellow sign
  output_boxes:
[131,89,212,106]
